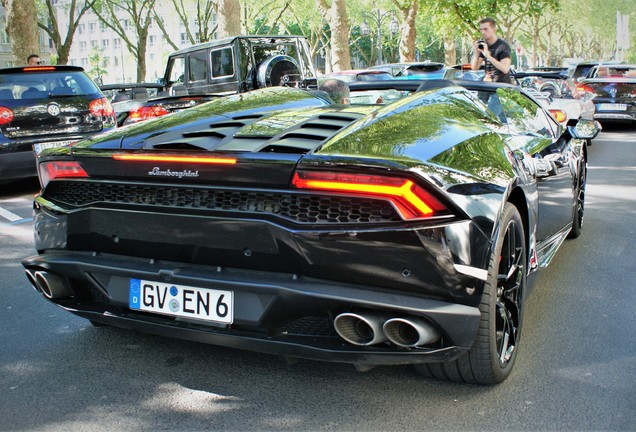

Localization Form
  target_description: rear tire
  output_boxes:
[568,159,586,239]
[415,203,526,384]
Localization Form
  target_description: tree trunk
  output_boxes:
[57,45,71,65]
[136,31,147,82]
[328,0,350,71]
[443,35,456,66]
[217,0,241,38]
[397,1,417,62]
[3,0,39,65]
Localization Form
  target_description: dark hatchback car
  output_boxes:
[577,64,636,124]
[0,65,116,183]
[23,79,593,385]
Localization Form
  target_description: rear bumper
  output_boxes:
[23,250,481,367]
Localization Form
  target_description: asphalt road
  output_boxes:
[1,127,635,431]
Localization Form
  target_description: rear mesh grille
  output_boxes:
[280,316,338,337]
[44,181,402,224]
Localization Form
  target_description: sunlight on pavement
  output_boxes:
[141,382,243,414]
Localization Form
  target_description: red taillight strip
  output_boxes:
[23,66,56,72]
[292,171,447,220]
[576,84,595,95]
[127,106,169,123]
[39,161,88,188]
[112,154,237,164]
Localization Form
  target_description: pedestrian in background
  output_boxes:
[27,54,42,66]
[318,79,350,105]
[471,17,512,83]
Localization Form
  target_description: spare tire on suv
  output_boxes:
[257,55,302,88]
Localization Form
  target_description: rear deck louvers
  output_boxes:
[153,116,264,151]
[259,112,363,153]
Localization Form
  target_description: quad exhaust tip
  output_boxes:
[334,312,441,348]
[333,312,387,346]
[24,269,39,292]
[383,317,440,348]
[33,271,72,299]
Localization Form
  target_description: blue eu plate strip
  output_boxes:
[129,278,141,309]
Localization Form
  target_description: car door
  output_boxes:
[496,88,577,243]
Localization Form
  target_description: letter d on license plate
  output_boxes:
[129,278,233,324]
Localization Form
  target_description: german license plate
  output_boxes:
[33,140,77,155]
[598,103,627,111]
[129,278,233,324]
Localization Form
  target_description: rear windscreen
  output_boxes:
[0,71,100,100]
[587,82,636,97]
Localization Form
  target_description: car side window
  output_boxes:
[474,91,507,123]
[168,57,186,84]
[496,88,555,138]
[188,51,208,82]
[210,47,234,79]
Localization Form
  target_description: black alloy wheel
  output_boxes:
[415,203,526,384]
[568,159,586,239]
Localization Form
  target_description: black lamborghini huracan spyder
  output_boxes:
[22,80,596,384]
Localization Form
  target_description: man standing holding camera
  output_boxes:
[471,17,512,83]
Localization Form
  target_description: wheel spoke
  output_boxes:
[495,219,524,366]
[496,300,516,363]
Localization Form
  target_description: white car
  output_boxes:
[516,71,600,141]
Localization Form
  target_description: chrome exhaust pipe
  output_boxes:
[334,312,387,346]
[34,271,72,299]
[24,269,39,292]
[383,317,440,348]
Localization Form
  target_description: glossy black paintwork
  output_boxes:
[31,82,569,300]
[23,80,586,366]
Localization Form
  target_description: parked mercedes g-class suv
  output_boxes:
[161,35,317,96]
[107,35,318,126]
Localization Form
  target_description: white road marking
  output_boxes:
[0,206,22,222]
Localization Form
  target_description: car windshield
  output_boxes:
[349,88,412,105]
[252,43,298,64]
[517,76,578,98]
[589,65,636,78]
[572,65,595,80]
[0,71,101,100]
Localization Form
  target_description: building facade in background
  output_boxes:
[0,8,52,68]
[0,1,216,83]
[56,1,218,84]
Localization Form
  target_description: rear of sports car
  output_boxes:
[0,66,116,183]
[23,86,511,373]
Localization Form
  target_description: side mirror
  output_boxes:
[568,120,602,140]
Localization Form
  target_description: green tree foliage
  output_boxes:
[88,46,108,83]
[29,0,636,82]
[153,0,217,50]
[90,0,157,82]
[37,0,97,65]
[552,0,635,62]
